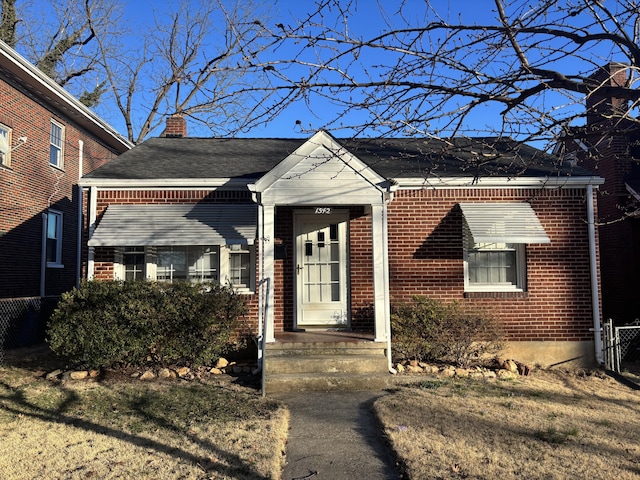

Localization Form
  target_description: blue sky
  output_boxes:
[111,1,508,139]
[93,0,628,144]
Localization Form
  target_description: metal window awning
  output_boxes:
[459,202,550,244]
[88,204,257,247]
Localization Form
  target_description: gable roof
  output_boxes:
[81,132,599,186]
[0,41,132,153]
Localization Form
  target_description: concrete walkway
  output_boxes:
[273,391,402,480]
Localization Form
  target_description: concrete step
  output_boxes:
[264,372,393,394]
[265,354,388,374]
[266,341,387,357]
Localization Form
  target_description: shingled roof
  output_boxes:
[82,135,594,181]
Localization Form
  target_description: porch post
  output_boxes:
[263,204,276,343]
[371,203,389,342]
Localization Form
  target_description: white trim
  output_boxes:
[0,40,132,152]
[49,119,64,169]
[78,178,251,188]
[45,209,64,268]
[396,176,604,189]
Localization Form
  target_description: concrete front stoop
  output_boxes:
[264,334,392,393]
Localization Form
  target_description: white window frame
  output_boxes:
[46,210,63,268]
[463,225,526,292]
[0,123,11,167]
[220,244,255,293]
[49,120,64,169]
[115,245,255,293]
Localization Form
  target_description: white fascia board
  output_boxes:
[0,41,132,152]
[395,176,605,189]
[78,177,251,189]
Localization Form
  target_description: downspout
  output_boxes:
[76,140,84,288]
[87,186,97,279]
[587,184,603,363]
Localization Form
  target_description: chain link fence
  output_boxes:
[603,319,640,373]
[0,297,58,365]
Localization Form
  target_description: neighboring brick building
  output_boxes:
[0,41,131,301]
[81,125,604,367]
[561,63,640,326]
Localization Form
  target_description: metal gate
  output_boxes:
[603,319,640,373]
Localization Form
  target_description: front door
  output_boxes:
[294,211,349,328]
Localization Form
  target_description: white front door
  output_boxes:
[294,211,349,328]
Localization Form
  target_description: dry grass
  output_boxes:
[0,358,288,479]
[375,370,640,480]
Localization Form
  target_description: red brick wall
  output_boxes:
[0,75,120,298]
[386,187,598,342]
[89,185,599,343]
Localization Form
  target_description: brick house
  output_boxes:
[81,120,604,372]
[561,63,640,326]
[0,41,131,303]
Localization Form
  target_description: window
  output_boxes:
[157,246,219,283]
[0,124,11,167]
[123,247,146,280]
[46,210,63,267]
[49,120,64,168]
[225,245,252,288]
[464,226,526,292]
[116,245,255,291]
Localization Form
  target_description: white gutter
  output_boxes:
[78,178,251,189]
[587,184,603,363]
[397,176,605,189]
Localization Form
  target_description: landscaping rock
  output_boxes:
[209,367,223,375]
[497,369,518,380]
[158,368,176,379]
[406,365,423,373]
[45,369,63,380]
[176,367,190,378]
[70,371,88,380]
[215,358,229,369]
[140,370,156,380]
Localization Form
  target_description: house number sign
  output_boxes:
[314,207,332,214]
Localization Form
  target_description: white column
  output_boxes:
[263,204,276,343]
[87,186,97,279]
[371,203,389,342]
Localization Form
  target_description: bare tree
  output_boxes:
[247,0,640,149]
[90,0,269,144]
[1,0,271,142]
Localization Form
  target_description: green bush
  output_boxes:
[47,280,247,369]
[391,296,505,367]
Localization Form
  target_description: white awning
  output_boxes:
[459,202,550,244]
[88,204,257,247]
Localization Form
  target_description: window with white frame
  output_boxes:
[463,227,526,292]
[117,245,255,291]
[0,124,11,167]
[46,210,63,267]
[49,120,64,168]
[123,247,146,280]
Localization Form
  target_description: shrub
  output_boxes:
[391,296,505,367]
[47,280,247,369]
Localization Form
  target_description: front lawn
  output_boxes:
[375,370,640,479]
[0,348,288,480]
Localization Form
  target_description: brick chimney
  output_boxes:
[586,62,629,127]
[163,114,187,138]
